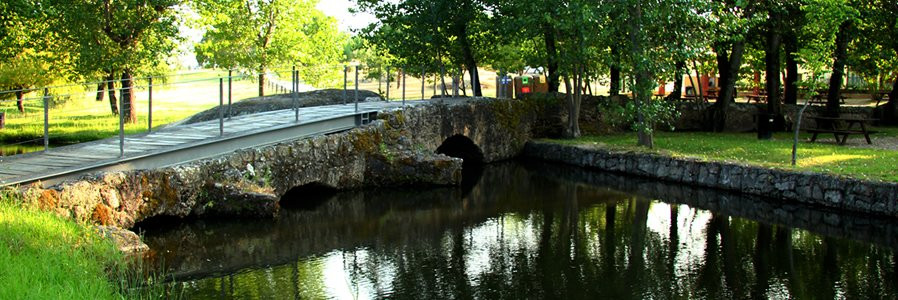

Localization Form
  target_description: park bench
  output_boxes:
[806,116,878,145]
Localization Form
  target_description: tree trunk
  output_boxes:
[879,74,898,125]
[258,72,265,97]
[784,32,799,105]
[826,20,853,117]
[765,14,783,117]
[610,46,620,96]
[711,42,746,132]
[96,81,105,102]
[563,73,580,139]
[667,61,685,100]
[459,30,482,97]
[14,89,26,113]
[107,73,118,115]
[572,67,582,138]
[120,70,137,124]
[628,1,653,148]
[543,23,560,93]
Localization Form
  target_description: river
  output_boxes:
[140,160,897,299]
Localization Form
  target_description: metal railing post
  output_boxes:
[440,64,446,99]
[385,66,391,101]
[228,70,233,119]
[401,67,406,105]
[148,76,153,131]
[354,65,359,113]
[421,65,424,100]
[43,88,49,152]
[452,71,458,97]
[119,84,124,157]
[219,78,224,136]
[343,65,348,105]
[293,69,299,122]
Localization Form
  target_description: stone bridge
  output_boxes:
[16,98,538,228]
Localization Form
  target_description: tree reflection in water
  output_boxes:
[144,161,898,299]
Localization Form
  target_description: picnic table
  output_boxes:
[808,90,846,105]
[806,116,878,145]
[746,94,767,103]
[872,91,890,106]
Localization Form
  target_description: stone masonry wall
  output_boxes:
[523,141,898,217]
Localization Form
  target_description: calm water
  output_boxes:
[141,161,898,299]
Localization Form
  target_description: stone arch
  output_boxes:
[279,182,337,210]
[436,134,485,165]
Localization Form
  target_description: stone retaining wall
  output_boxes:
[523,141,898,217]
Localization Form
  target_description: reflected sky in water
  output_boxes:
[143,161,898,299]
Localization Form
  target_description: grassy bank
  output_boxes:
[552,129,898,182]
[0,192,156,299]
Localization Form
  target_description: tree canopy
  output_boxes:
[193,0,346,92]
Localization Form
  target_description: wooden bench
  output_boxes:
[806,116,878,145]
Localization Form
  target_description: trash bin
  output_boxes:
[757,113,774,140]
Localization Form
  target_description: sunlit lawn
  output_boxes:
[553,128,898,182]
[0,70,273,145]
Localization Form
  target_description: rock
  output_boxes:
[95,225,149,255]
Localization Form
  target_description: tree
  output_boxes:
[357,0,488,96]
[708,0,761,132]
[853,0,898,123]
[798,0,858,117]
[0,0,66,113]
[613,0,698,147]
[194,0,346,95]
[47,0,182,122]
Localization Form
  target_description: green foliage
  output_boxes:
[45,0,182,78]
[193,0,347,88]
[601,99,681,135]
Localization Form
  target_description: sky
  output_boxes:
[316,0,377,33]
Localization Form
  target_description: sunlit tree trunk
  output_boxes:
[107,73,118,115]
[120,69,137,123]
[15,90,24,113]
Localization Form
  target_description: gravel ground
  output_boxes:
[803,135,898,151]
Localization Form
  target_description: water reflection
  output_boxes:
[0,144,44,157]
[143,161,898,299]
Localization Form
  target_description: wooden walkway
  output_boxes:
[0,100,429,187]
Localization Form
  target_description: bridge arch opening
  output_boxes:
[280,182,338,210]
[436,135,484,166]
[436,134,484,189]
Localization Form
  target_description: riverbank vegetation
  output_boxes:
[0,192,164,299]
[552,128,898,182]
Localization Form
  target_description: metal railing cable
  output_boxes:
[0,64,450,159]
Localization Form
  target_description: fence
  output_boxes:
[0,64,512,157]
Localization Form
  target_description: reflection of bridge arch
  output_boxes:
[279,182,337,210]
[436,134,484,166]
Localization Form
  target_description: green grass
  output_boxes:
[552,129,898,182]
[0,192,171,299]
